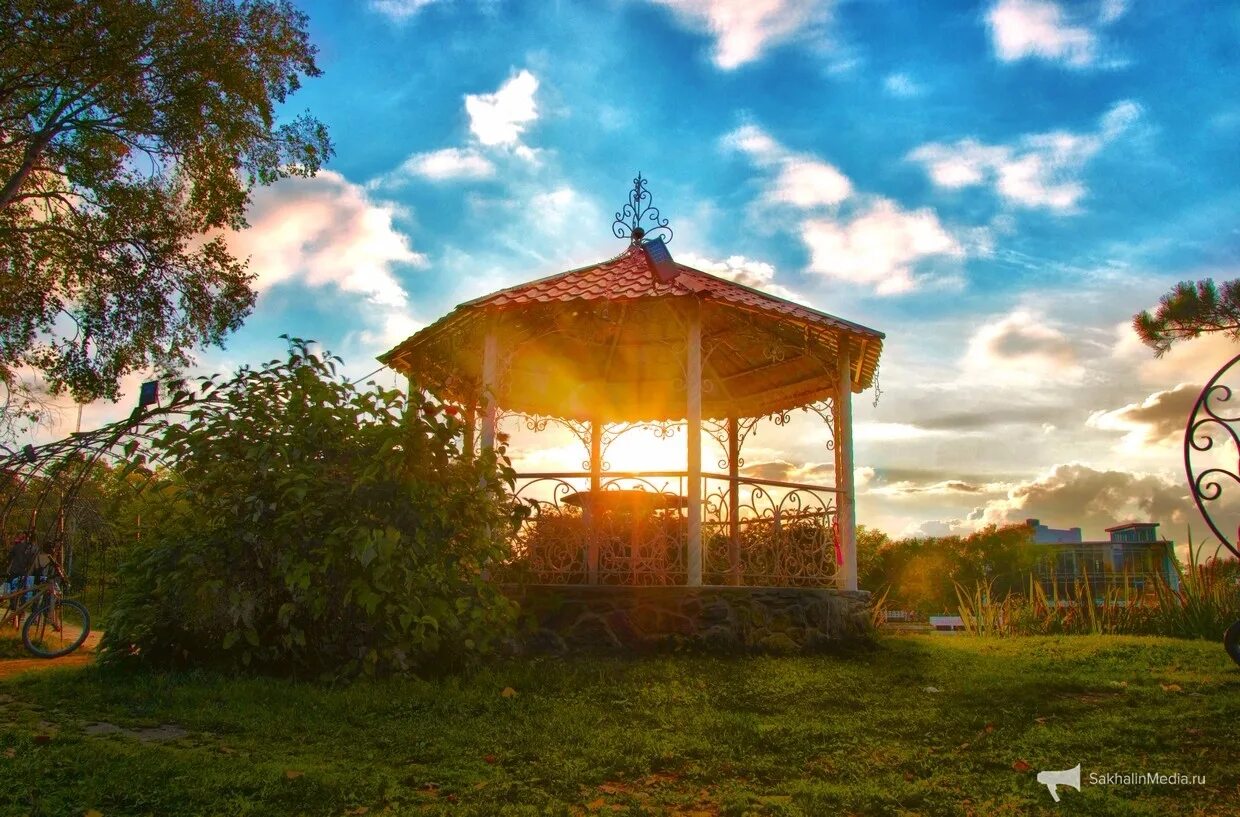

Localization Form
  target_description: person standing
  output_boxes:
[5,532,41,609]
[7,532,39,580]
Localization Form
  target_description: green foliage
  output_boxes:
[1149,546,1240,638]
[101,340,522,676]
[860,524,1040,616]
[0,0,332,436]
[1133,278,1240,356]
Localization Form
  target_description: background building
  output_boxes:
[1027,519,1179,596]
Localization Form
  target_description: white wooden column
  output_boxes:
[587,420,602,584]
[480,328,499,452]
[686,301,703,586]
[727,414,741,585]
[835,336,858,591]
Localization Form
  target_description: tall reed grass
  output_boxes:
[953,533,1240,638]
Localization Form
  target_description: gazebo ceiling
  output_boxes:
[380,242,885,423]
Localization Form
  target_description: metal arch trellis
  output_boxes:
[496,411,594,469]
[600,420,681,471]
[1185,352,1240,559]
[0,385,205,609]
[0,406,177,535]
[0,352,324,601]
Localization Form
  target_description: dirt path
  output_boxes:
[0,630,101,680]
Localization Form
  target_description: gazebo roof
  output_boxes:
[380,241,884,423]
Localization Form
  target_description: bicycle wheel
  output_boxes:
[23,599,90,658]
[1224,620,1240,668]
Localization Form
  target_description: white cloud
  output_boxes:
[368,0,439,21]
[726,124,852,207]
[771,159,852,208]
[909,139,1006,189]
[465,69,540,153]
[855,421,950,442]
[962,308,1083,385]
[726,123,783,158]
[391,147,495,182]
[675,252,799,299]
[883,73,923,98]
[375,70,540,190]
[801,199,964,295]
[908,100,1142,211]
[648,0,832,70]
[1100,0,1128,23]
[727,124,969,294]
[227,171,424,350]
[986,0,1096,66]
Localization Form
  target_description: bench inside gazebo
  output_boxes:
[380,176,885,652]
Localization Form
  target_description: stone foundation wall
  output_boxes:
[504,585,873,654]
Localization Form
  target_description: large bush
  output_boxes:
[102,341,522,676]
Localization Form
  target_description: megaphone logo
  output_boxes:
[1036,764,1081,802]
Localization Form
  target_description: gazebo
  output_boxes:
[380,176,883,595]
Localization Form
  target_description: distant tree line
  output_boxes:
[857,524,1043,616]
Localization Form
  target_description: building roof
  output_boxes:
[1104,522,1160,532]
[380,243,885,422]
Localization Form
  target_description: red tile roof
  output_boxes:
[463,244,884,340]
[381,242,885,413]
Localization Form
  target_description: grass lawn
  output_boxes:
[1,634,1238,816]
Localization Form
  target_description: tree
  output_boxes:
[0,0,331,437]
[1133,279,1240,357]
[859,524,1039,616]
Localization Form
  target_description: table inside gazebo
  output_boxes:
[562,489,688,514]
[562,489,688,583]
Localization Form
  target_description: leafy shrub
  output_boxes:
[101,340,523,676]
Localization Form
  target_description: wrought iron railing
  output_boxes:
[505,471,842,587]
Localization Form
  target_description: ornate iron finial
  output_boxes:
[612,172,672,245]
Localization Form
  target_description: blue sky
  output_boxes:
[49,0,1240,541]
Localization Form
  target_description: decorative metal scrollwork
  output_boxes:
[702,475,840,587]
[802,400,836,452]
[503,471,840,587]
[612,172,673,245]
[597,420,684,472]
[1185,353,1240,558]
[703,417,761,471]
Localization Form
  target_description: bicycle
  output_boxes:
[0,560,91,659]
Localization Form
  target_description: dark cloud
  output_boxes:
[874,480,986,496]
[742,460,797,481]
[872,466,1024,485]
[915,406,1068,432]
[1089,383,1201,447]
[942,481,984,493]
[988,321,1076,364]
[968,463,1195,540]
